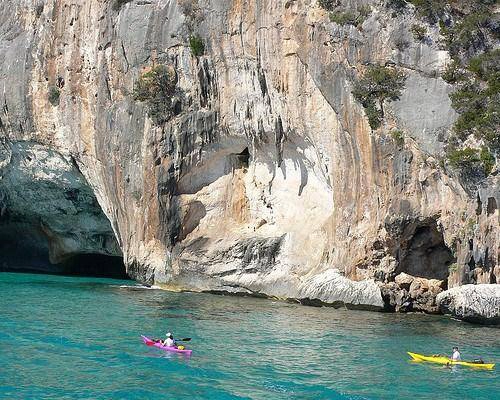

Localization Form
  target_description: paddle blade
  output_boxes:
[142,337,156,346]
[179,338,191,342]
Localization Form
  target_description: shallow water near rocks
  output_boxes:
[0,273,498,400]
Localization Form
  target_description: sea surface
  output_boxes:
[0,273,498,400]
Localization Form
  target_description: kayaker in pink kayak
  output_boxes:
[163,332,177,347]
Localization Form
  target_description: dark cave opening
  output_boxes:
[0,225,128,279]
[396,220,455,281]
[60,254,129,279]
[0,223,52,272]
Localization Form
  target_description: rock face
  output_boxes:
[0,1,498,308]
[437,284,500,325]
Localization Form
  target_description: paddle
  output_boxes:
[152,337,191,342]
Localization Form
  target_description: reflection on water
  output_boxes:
[0,272,498,400]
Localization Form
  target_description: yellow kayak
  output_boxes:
[408,352,495,370]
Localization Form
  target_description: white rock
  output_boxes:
[437,284,500,325]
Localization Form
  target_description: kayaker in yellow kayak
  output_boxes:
[451,346,461,361]
[433,346,461,360]
[408,350,494,369]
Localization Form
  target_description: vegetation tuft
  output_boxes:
[319,1,370,27]
[480,147,495,175]
[390,129,405,147]
[407,0,445,24]
[329,11,358,26]
[329,5,370,27]
[48,86,60,106]
[441,61,467,84]
[410,24,427,41]
[318,0,338,11]
[448,49,500,153]
[447,147,495,176]
[352,65,407,130]
[189,35,205,57]
[133,65,180,125]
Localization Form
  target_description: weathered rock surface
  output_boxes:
[0,0,498,308]
[381,272,446,313]
[437,284,500,325]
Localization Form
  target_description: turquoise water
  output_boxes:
[0,273,498,400]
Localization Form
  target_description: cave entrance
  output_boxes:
[0,224,128,279]
[0,141,127,280]
[60,254,128,279]
[396,219,455,281]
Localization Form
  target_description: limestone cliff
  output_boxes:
[0,0,498,311]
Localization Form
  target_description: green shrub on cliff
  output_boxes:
[353,65,407,130]
[447,147,480,168]
[133,65,179,125]
[443,10,492,59]
[410,24,427,41]
[447,147,495,176]
[328,4,370,27]
[449,49,500,153]
[441,61,467,84]
[390,129,405,147]
[189,35,205,57]
[407,0,445,23]
[329,11,358,26]
[363,103,383,130]
[384,0,498,176]
[318,0,338,11]
[467,49,500,81]
[480,147,495,175]
[48,86,60,106]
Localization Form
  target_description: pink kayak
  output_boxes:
[141,335,193,355]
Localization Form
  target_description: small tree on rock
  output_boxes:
[133,65,179,125]
[318,0,339,11]
[352,65,407,129]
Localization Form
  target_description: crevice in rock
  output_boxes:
[235,147,250,168]
[476,193,482,215]
[486,197,497,215]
